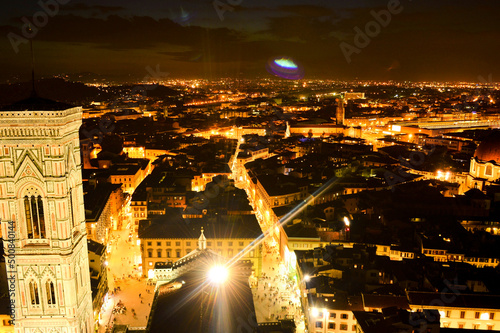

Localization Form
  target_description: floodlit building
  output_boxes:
[138,209,262,278]
[0,96,94,332]
[147,231,257,333]
[467,131,500,191]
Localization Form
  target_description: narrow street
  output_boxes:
[97,227,154,332]
[234,166,306,332]
[251,246,306,332]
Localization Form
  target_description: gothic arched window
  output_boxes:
[69,187,75,229]
[29,281,40,305]
[24,195,46,239]
[46,281,56,305]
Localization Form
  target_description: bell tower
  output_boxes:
[0,98,94,332]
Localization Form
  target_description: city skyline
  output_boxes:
[1,0,500,82]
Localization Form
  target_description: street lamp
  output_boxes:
[343,216,350,227]
[343,217,350,241]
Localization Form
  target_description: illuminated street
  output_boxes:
[251,246,306,332]
[98,227,153,332]
[233,165,306,332]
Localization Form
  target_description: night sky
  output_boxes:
[1,0,500,82]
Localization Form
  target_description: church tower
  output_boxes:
[336,98,345,126]
[0,97,94,332]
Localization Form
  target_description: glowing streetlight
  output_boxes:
[304,275,311,282]
[208,266,229,284]
[343,216,350,227]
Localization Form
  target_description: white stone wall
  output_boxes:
[0,106,94,333]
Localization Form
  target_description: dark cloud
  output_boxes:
[277,5,336,17]
[1,0,500,81]
[61,3,125,15]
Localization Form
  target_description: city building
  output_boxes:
[0,96,94,331]
[147,236,256,333]
[407,292,500,330]
[108,163,147,195]
[84,181,122,244]
[353,308,440,333]
[138,209,262,278]
[467,131,500,191]
[87,239,108,327]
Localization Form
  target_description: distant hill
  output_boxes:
[0,78,180,108]
[115,84,180,98]
[0,78,112,107]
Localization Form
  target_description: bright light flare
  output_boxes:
[208,266,229,284]
[343,216,350,227]
[274,58,298,69]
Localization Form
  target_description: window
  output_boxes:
[228,242,233,246]
[217,242,222,247]
[340,324,348,331]
[315,322,323,328]
[157,242,161,246]
[207,242,212,246]
[157,250,162,258]
[476,312,480,319]
[490,313,495,320]
[341,314,348,319]
[446,310,451,318]
[176,251,180,257]
[148,250,153,258]
[488,325,494,330]
[473,324,480,330]
[166,251,171,258]
[486,165,493,176]
[69,188,75,228]
[186,242,191,246]
[458,323,464,329]
[239,242,244,246]
[328,323,335,329]
[176,242,180,246]
[460,311,465,319]
[24,195,46,239]
[166,242,171,246]
[29,281,40,305]
[46,281,56,305]
[329,313,336,318]
[352,325,356,331]
[147,242,152,246]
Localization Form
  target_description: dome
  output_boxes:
[474,131,500,163]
